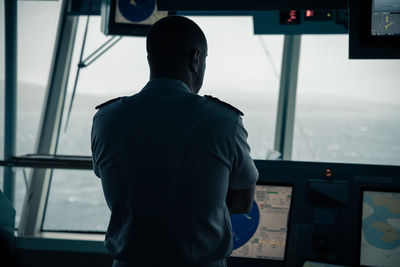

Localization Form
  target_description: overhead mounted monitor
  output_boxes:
[349,0,400,59]
[371,0,400,36]
[101,0,169,36]
[360,190,400,266]
[230,184,293,261]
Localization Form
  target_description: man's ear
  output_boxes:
[191,49,201,73]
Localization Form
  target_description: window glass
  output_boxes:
[43,170,109,231]
[0,2,62,156]
[45,16,282,231]
[293,35,400,165]
[0,2,61,221]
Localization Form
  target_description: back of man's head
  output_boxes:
[146,16,207,74]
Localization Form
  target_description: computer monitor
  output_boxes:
[360,190,400,267]
[349,0,400,58]
[371,0,400,36]
[101,0,169,36]
[230,184,293,260]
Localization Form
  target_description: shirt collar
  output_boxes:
[142,78,192,94]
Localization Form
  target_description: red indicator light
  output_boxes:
[289,10,297,21]
[304,10,333,21]
[280,10,301,25]
[325,169,333,178]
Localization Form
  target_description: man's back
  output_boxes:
[91,79,257,266]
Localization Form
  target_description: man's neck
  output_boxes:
[149,73,194,93]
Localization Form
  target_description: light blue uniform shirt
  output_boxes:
[91,79,258,266]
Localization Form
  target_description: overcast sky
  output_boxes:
[0,1,400,105]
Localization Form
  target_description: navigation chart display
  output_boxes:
[371,0,400,35]
[360,191,400,267]
[230,185,292,260]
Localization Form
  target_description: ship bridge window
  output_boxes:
[293,35,400,166]
[43,16,282,231]
[43,169,110,231]
[0,1,62,226]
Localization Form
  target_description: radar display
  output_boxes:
[360,191,400,267]
[230,185,292,260]
[371,0,400,35]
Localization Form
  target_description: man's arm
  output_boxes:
[227,117,259,214]
[226,184,256,215]
[91,118,101,178]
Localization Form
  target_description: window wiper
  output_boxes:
[64,16,123,132]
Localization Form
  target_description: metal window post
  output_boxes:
[274,35,301,160]
[3,0,18,204]
[18,1,78,236]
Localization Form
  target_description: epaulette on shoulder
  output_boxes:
[95,97,121,110]
[204,95,244,116]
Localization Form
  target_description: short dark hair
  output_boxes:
[146,16,206,65]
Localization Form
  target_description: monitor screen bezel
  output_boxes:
[358,187,400,267]
[228,181,295,263]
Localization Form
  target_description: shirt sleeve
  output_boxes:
[92,157,100,178]
[91,117,101,178]
[229,117,259,190]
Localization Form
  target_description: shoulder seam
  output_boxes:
[204,95,244,116]
[95,97,122,110]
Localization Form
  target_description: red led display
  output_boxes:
[280,10,301,25]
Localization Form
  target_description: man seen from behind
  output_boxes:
[91,16,259,267]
